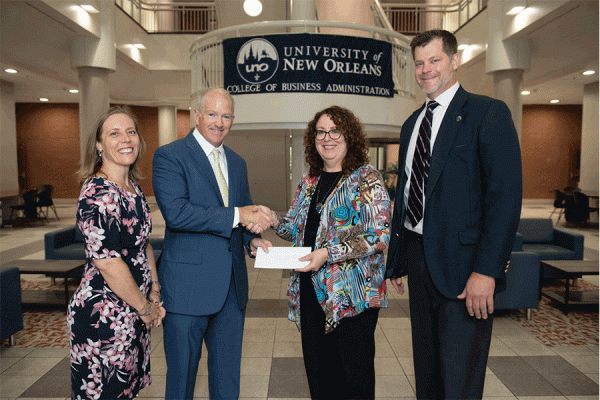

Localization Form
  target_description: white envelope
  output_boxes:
[254,247,311,269]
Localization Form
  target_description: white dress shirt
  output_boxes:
[403,82,461,234]
[192,128,240,227]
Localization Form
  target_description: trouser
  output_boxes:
[299,272,379,400]
[404,228,493,400]
[163,276,245,400]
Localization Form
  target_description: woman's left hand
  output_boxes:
[295,248,329,272]
[148,290,165,327]
[148,289,161,305]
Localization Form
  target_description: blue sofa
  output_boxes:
[45,225,163,261]
[513,217,584,279]
[495,251,540,319]
[513,218,584,260]
[0,266,24,345]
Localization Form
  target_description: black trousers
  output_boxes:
[299,272,379,400]
[404,228,493,400]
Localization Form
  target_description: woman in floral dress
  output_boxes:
[68,106,165,399]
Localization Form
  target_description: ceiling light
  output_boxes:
[458,44,469,50]
[133,43,146,49]
[5,68,18,74]
[507,6,525,15]
[521,90,530,95]
[243,0,263,17]
[69,89,79,93]
[80,4,99,13]
[550,99,559,104]
[582,70,596,75]
[40,98,49,102]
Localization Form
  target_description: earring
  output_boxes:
[97,149,103,158]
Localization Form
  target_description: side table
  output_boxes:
[540,260,599,314]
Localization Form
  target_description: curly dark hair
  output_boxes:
[304,106,369,177]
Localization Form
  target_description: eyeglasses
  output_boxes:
[315,129,342,140]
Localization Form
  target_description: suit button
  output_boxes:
[228,247,232,252]
[396,233,400,237]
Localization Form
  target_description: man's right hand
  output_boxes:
[239,205,275,234]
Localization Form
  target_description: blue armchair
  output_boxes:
[0,266,24,345]
[495,251,540,319]
[513,217,584,279]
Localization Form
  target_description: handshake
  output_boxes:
[239,205,278,234]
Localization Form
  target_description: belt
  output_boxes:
[403,227,423,242]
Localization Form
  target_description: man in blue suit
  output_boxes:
[385,30,522,399]
[153,87,272,399]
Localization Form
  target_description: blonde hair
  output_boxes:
[77,106,146,184]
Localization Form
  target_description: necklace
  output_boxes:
[98,168,134,193]
[315,171,343,213]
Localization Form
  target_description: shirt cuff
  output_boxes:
[233,207,240,228]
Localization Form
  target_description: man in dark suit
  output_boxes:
[385,30,522,399]
[153,87,272,399]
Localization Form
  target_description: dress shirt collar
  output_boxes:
[192,127,225,158]
[427,81,460,110]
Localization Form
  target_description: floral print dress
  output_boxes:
[68,177,152,399]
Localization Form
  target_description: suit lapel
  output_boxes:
[396,107,423,202]
[184,133,224,205]
[426,86,468,199]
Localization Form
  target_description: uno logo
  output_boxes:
[236,38,279,84]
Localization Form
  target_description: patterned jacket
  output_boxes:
[274,164,391,333]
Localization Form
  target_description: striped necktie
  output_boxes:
[211,149,229,207]
[407,100,439,227]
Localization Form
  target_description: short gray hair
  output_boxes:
[196,88,235,115]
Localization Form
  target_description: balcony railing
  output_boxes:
[189,20,415,100]
[115,0,216,33]
[380,0,486,35]
[115,0,485,35]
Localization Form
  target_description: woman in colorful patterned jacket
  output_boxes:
[264,105,391,399]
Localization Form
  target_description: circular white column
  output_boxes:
[157,105,178,146]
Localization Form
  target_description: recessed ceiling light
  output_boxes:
[550,99,559,104]
[133,43,146,49]
[521,90,530,95]
[40,98,49,102]
[69,89,79,93]
[80,5,99,13]
[582,70,596,75]
[5,68,17,74]
[507,6,525,15]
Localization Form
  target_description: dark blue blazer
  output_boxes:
[152,132,256,315]
[385,86,522,298]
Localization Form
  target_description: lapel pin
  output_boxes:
[456,116,462,122]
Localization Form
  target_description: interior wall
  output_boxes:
[15,103,81,198]
[224,133,289,212]
[521,104,582,199]
[15,104,193,198]
[14,103,585,201]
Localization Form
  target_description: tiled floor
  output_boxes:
[1,199,598,399]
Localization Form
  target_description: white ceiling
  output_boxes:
[0,0,598,109]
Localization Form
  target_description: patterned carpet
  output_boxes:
[505,279,599,346]
[2,278,598,348]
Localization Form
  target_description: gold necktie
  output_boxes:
[211,149,229,207]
